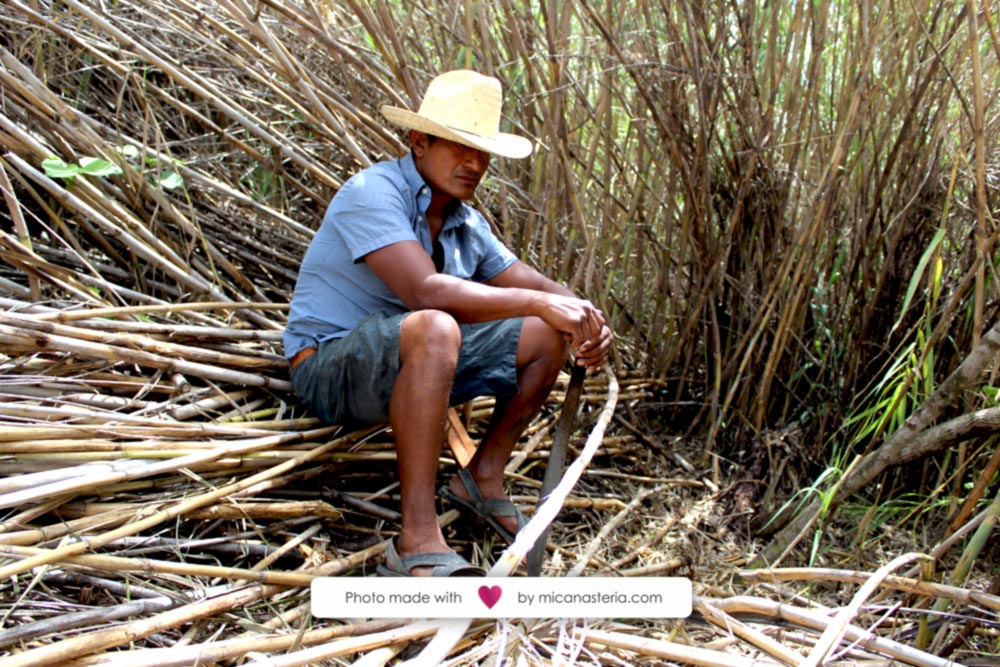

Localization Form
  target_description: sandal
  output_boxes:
[439,468,528,544]
[376,538,486,577]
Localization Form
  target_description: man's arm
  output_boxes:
[364,243,612,369]
[485,258,574,297]
[488,260,613,370]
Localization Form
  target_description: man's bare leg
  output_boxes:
[447,316,568,536]
[390,310,461,574]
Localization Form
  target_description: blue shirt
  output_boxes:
[283,153,518,359]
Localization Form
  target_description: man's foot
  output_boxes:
[378,537,484,577]
[442,468,527,542]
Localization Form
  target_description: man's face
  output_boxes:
[411,132,491,201]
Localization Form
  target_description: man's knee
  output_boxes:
[518,316,568,370]
[399,310,462,366]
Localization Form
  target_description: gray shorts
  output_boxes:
[290,311,523,427]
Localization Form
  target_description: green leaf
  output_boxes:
[78,157,124,177]
[117,145,139,159]
[155,170,184,190]
[41,157,81,179]
[891,227,946,334]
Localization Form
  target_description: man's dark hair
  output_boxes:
[409,133,438,158]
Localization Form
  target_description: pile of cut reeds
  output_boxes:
[0,308,667,665]
[3,308,993,666]
[1,300,993,665]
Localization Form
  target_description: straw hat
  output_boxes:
[381,70,532,159]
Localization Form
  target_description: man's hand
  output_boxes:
[536,294,613,371]
[491,262,613,371]
[575,322,614,371]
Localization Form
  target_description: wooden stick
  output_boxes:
[248,523,322,574]
[566,486,658,576]
[576,627,783,667]
[740,566,1000,613]
[708,596,962,667]
[25,515,459,667]
[58,619,402,666]
[0,544,316,587]
[617,559,685,577]
[511,495,626,512]
[28,301,290,322]
[444,407,477,467]
[0,596,177,650]
[0,583,279,667]
[0,163,39,300]
[692,594,805,666]
[606,517,678,571]
[239,621,443,667]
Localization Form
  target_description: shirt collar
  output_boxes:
[399,153,471,233]
[399,152,426,196]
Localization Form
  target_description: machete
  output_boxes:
[526,363,587,576]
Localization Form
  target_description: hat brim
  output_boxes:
[382,105,533,159]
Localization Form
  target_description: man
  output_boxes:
[284,70,613,576]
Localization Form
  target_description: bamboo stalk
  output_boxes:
[0,426,341,508]
[0,494,73,534]
[0,422,308,444]
[618,560,685,577]
[247,523,322,573]
[6,512,459,667]
[0,163,39,300]
[0,504,147,546]
[0,596,178,650]
[692,595,806,666]
[2,153,219,299]
[56,500,342,521]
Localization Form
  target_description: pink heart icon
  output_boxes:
[478,585,502,609]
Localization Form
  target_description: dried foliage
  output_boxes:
[1,0,999,664]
